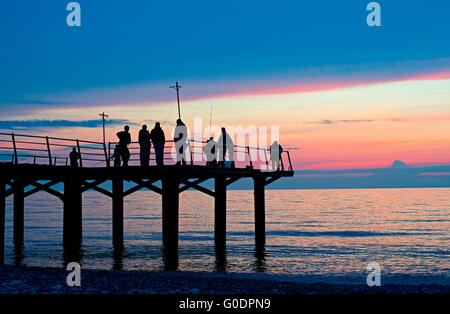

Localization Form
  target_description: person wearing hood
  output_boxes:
[218,127,234,168]
[151,122,166,166]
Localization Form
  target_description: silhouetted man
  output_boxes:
[113,145,121,167]
[174,119,187,165]
[204,137,217,167]
[270,141,283,171]
[69,148,80,168]
[151,122,165,166]
[218,127,234,168]
[116,125,131,166]
[139,124,151,167]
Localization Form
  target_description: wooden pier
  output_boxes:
[0,133,294,269]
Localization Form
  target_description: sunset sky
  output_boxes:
[1,0,450,171]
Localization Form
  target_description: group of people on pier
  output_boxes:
[112,120,240,168]
[69,119,284,171]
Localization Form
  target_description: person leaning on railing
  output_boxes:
[69,147,81,168]
[204,137,217,167]
[270,141,283,171]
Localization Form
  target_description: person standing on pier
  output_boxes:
[270,140,283,171]
[150,122,165,166]
[116,125,131,166]
[204,137,217,167]
[218,127,234,168]
[138,124,151,167]
[69,147,81,168]
[174,119,187,166]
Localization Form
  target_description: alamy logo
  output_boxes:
[366,2,381,27]
[66,2,81,27]
[366,262,381,286]
[66,262,81,287]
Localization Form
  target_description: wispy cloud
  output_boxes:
[307,119,374,124]
[0,119,137,130]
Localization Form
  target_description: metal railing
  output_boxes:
[0,132,294,171]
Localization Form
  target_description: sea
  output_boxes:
[2,188,449,285]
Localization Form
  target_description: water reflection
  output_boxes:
[113,245,124,270]
[63,243,84,267]
[13,244,24,265]
[214,245,227,272]
[163,244,178,270]
[254,244,266,273]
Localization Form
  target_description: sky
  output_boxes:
[1,0,450,180]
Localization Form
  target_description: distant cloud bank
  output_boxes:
[0,119,135,130]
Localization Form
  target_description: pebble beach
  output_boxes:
[0,265,448,294]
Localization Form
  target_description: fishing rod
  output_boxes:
[209,103,213,139]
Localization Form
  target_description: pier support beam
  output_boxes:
[112,177,124,248]
[254,177,266,247]
[0,181,5,264]
[162,177,179,270]
[63,175,82,248]
[214,176,227,249]
[13,178,25,246]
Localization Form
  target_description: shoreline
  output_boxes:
[0,265,448,294]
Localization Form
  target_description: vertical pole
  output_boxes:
[254,177,266,247]
[188,139,193,165]
[13,178,24,246]
[63,174,82,248]
[247,147,253,169]
[176,82,181,120]
[102,115,106,145]
[162,177,179,270]
[214,176,227,249]
[112,177,123,248]
[103,142,110,167]
[11,133,18,165]
[46,136,52,166]
[0,181,5,264]
[264,149,269,169]
[99,112,108,146]
[76,140,83,168]
[286,151,292,171]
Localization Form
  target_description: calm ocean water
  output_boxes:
[3,188,449,285]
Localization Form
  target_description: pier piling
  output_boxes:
[162,177,180,270]
[112,177,124,248]
[254,177,266,246]
[214,176,227,249]
[13,178,24,246]
[63,175,82,248]
[0,181,5,264]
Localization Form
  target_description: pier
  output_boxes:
[0,132,293,269]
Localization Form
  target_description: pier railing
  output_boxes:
[0,132,293,171]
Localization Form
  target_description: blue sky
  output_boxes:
[1,0,450,107]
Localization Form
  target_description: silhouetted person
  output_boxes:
[270,141,283,171]
[113,145,121,167]
[204,137,217,167]
[151,122,165,166]
[218,127,234,168]
[116,125,131,166]
[69,148,80,168]
[174,119,187,165]
[139,124,151,167]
